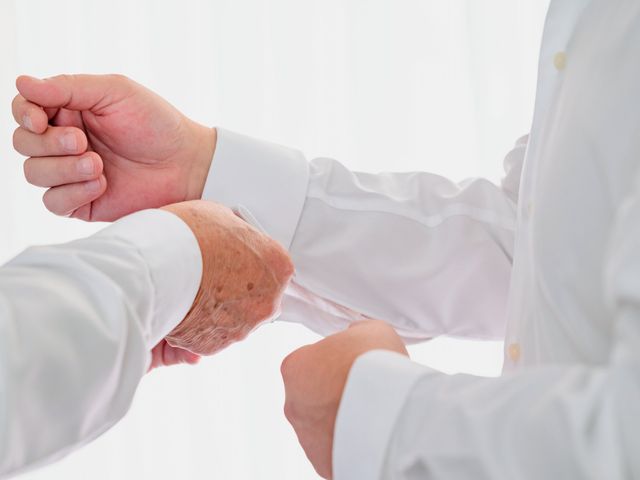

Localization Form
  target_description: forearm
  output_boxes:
[205,130,525,340]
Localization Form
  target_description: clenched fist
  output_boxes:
[281,320,408,478]
[12,74,216,221]
[162,200,294,355]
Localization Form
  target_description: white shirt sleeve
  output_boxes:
[0,209,202,478]
[333,168,640,480]
[204,129,526,340]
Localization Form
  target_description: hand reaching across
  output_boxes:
[12,74,216,221]
[161,200,294,355]
[281,320,408,479]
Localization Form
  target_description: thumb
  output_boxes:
[16,74,131,112]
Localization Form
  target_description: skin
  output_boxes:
[11,74,216,221]
[281,320,408,479]
[139,200,295,366]
[11,75,407,472]
[11,74,293,364]
[149,339,201,371]
[161,201,294,356]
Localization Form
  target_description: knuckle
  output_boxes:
[257,297,280,321]
[108,73,131,86]
[59,73,74,83]
[280,353,296,379]
[283,401,295,423]
[53,73,74,86]
[365,319,391,331]
[378,321,399,336]
[265,241,295,282]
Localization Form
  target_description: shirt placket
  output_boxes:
[503,0,592,370]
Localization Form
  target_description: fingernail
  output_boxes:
[77,156,95,175]
[85,178,102,193]
[23,114,33,131]
[61,132,77,152]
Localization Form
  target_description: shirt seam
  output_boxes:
[304,194,516,231]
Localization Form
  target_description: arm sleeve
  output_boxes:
[0,210,202,478]
[332,169,640,480]
[204,129,526,340]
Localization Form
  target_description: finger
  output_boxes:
[42,175,107,216]
[16,74,132,112]
[148,341,200,372]
[13,125,87,157]
[24,152,103,188]
[70,203,92,222]
[11,95,48,133]
[162,343,200,366]
[50,107,85,129]
[149,342,165,371]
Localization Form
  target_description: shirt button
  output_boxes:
[553,52,567,71]
[526,202,533,217]
[507,343,521,362]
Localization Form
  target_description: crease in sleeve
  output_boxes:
[333,350,430,480]
[305,194,517,232]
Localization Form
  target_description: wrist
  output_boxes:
[184,121,217,201]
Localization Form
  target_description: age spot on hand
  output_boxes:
[246,282,254,291]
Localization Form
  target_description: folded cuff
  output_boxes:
[333,350,429,480]
[203,129,310,250]
[94,210,202,348]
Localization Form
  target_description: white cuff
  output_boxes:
[94,210,202,348]
[333,350,429,480]
[203,129,310,250]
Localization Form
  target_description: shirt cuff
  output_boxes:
[333,350,429,480]
[94,210,202,348]
[202,129,310,250]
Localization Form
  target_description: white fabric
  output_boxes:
[203,129,310,250]
[2,2,550,478]
[0,210,202,478]
[206,0,640,477]
[333,350,426,480]
[206,130,522,341]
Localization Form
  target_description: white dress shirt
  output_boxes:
[0,210,201,478]
[204,0,640,477]
[3,0,635,477]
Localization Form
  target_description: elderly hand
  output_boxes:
[12,74,216,221]
[161,200,294,355]
[281,320,408,479]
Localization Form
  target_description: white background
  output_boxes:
[0,1,549,478]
